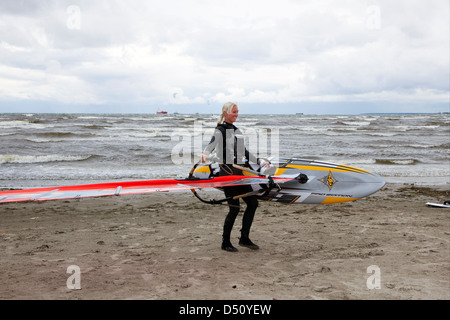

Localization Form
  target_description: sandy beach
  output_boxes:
[0,183,448,300]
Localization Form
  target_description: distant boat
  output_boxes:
[156,109,168,114]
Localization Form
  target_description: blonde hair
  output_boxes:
[217,102,237,125]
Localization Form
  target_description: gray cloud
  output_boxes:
[0,0,448,112]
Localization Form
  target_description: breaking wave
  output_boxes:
[0,154,94,164]
[375,159,421,165]
[35,132,98,138]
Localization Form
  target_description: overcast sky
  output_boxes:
[0,0,448,114]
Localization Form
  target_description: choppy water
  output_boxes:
[0,112,449,188]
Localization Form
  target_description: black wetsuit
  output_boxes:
[204,122,259,247]
[204,121,258,166]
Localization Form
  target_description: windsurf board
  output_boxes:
[426,202,450,208]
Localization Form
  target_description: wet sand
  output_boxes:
[0,183,449,300]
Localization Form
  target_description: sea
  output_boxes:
[0,112,449,189]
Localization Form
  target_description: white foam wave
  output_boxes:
[0,154,92,164]
[341,121,371,126]
[77,116,102,120]
[25,138,66,143]
[0,120,53,129]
